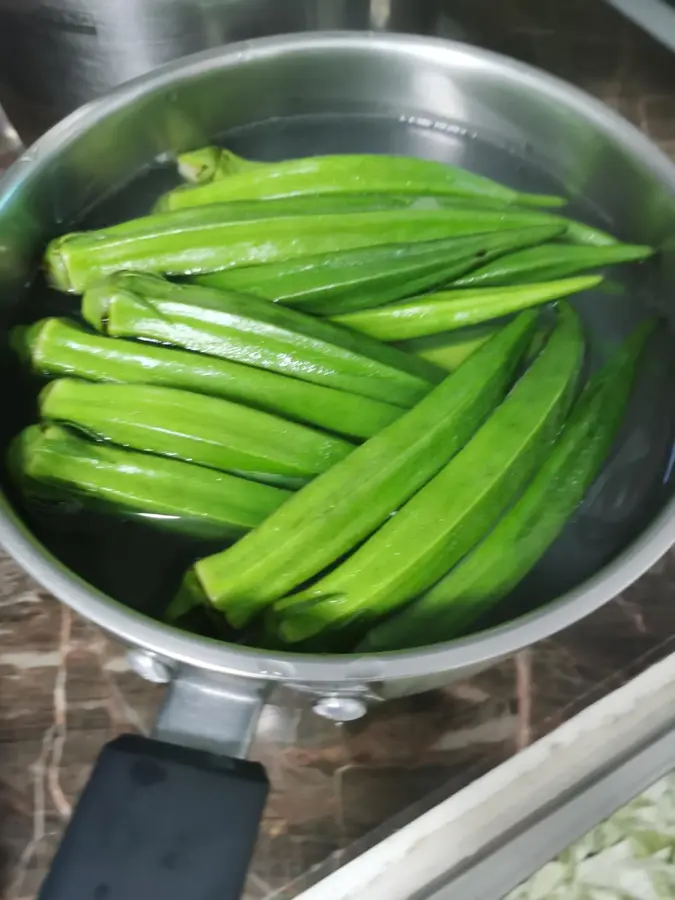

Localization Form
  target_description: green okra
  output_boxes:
[331,275,601,341]
[160,180,612,247]
[396,324,500,372]
[427,197,617,247]
[14,318,403,440]
[532,219,615,248]
[158,182,614,252]
[39,379,353,479]
[195,226,565,315]
[154,191,439,215]
[172,149,566,207]
[225,470,309,491]
[359,320,653,652]
[82,273,441,406]
[400,321,550,374]
[269,304,584,645]
[179,310,539,627]
[451,241,654,288]
[45,204,598,294]
[10,425,290,540]
[162,184,615,250]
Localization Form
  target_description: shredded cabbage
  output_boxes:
[507,774,675,900]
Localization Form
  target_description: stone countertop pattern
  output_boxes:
[4,1,675,898]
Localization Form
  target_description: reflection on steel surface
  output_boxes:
[0,102,21,166]
[606,0,675,52]
[0,0,444,139]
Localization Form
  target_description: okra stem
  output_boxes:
[177,147,260,183]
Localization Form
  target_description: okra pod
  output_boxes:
[82,273,441,406]
[332,275,601,341]
[360,321,652,651]
[399,320,550,375]
[162,180,614,249]
[40,379,353,479]
[159,179,614,250]
[183,310,539,626]
[45,205,593,293]
[225,471,308,491]
[270,305,584,645]
[173,149,566,207]
[396,325,500,372]
[195,226,565,315]
[452,241,653,288]
[427,197,617,247]
[154,191,435,215]
[14,318,403,440]
[161,179,610,247]
[10,425,290,540]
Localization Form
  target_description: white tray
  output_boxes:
[607,0,675,51]
[297,651,675,900]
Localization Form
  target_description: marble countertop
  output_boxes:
[3,1,675,898]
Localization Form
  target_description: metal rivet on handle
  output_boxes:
[127,648,174,684]
[313,696,368,722]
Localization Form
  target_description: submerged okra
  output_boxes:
[11,425,290,540]
[428,197,617,248]
[177,310,539,627]
[45,204,606,294]
[82,273,441,406]
[452,241,654,288]
[269,304,584,645]
[40,379,353,479]
[332,276,601,341]
[177,146,262,183]
[14,318,403,440]
[154,192,441,215]
[195,226,565,315]
[396,325,501,372]
[172,148,566,207]
[169,150,617,244]
[360,321,652,652]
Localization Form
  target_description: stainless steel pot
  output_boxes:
[1,31,675,898]
[0,0,445,139]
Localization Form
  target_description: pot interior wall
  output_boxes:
[0,39,673,641]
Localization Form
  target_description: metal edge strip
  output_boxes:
[607,0,675,52]
[295,651,675,900]
[422,713,675,898]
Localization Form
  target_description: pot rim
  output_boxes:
[2,31,675,683]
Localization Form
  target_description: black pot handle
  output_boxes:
[38,670,271,900]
